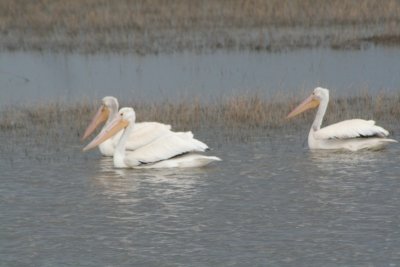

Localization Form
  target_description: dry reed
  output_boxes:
[1,0,400,53]
[1,92,399,139]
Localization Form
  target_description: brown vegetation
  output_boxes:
[1,92,399,139]
[1,0,400,53]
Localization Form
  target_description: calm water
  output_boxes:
[1,127,400,266]
[0,46,400,106]
[1,48,400,266]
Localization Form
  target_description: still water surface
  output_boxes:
[0,46,400,106]
[1,47,400,265]
[1,128,400,266]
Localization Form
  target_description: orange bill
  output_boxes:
[287,94,320,119]
[81,105,110,140]
[82,116,129,152]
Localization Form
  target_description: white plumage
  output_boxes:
[287,87,397,151]
[82,96,207,156]
[123,132,209,166]
[83,107,221,169]
[134,154,221,169]
[99,121,173,156]
[314,119,389,140]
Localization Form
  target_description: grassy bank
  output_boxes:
[1,92,399,138]
[1,0,400,53]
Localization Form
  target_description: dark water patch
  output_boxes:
[362,34,400,46]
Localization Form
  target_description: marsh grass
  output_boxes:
[1,92,399,143]
[1,0,400,53]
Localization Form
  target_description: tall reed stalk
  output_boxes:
[1,92,398,136]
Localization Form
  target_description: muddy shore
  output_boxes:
[1,0,400,54]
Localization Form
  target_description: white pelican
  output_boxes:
[83,107,221,168]
[287,87,397,151]
[82,96,207,156]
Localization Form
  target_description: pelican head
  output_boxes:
[81,96,119,140]
[287,87,329,118]
[83,107,135,152]
[102,96,119,113]
[118,107,136,122]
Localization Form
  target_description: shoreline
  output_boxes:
[1,1,400,54]
[2,24,400,55]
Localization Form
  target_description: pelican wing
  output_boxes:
[114,122,172,151]
[124,133,209,166]
[315,119,389,140]
[174,131,209,151]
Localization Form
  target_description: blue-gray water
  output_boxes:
[0,46,400,106]
[1,47,400,266]
[1,127,400,266]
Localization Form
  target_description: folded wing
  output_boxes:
[124,132,209,166]
[114,122,172,150]
[315,119,389,140]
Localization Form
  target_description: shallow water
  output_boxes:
[1,128,400,266]
[1,47,400,265]
[1,46,400,106]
